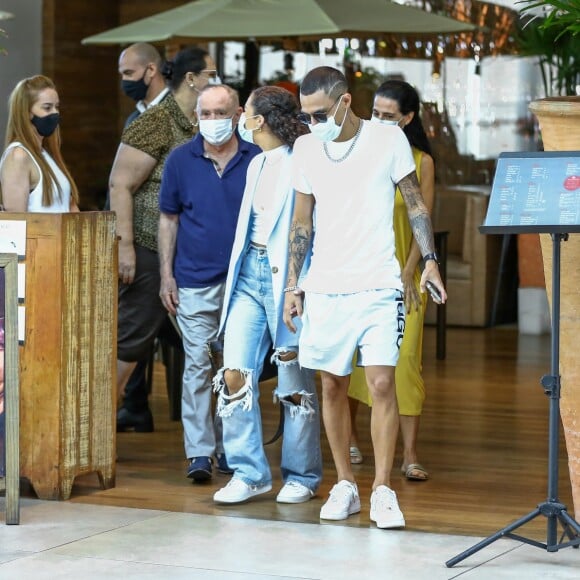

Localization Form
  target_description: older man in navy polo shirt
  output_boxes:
[158,84,260,483]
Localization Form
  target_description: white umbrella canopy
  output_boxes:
[82,0,475,45]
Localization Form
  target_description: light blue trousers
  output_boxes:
[214,245,322,490]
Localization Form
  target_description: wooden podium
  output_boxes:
[2,212,117,500]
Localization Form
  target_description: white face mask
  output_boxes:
[207,75,223,86]
[371,115,402,127]
[199,117,234,146]
[308,95,346,143]
[238,113,259,144]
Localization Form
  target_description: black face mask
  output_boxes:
[31,113,60,137]
[121,70,149,102]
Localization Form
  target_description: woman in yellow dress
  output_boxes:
[348,80,435,481]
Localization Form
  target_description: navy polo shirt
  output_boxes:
[159,132,260,288]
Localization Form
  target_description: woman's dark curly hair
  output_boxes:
[249,85,307,149]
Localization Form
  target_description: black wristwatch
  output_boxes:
[423,252,439,265]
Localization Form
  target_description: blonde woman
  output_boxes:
[0,75,79,212]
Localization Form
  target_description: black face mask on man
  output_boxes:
[121,68,149,102]
[31,113,60,137]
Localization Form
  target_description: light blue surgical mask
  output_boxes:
[308,95,346,142]
[238,113,259,144]
[371,115,403,127]
[199,117,234,146]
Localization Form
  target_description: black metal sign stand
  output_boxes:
[445,143,580,568]
[447,231,580,566]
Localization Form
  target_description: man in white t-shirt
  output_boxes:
[283,66,446,529]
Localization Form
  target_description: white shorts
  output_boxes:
[298,289,405,376]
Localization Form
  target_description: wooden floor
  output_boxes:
[62,325,574,539]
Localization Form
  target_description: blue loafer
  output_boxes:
[187,456,213,482]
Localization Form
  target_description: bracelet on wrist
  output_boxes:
[284,285,300,293]
[422,252,439,265]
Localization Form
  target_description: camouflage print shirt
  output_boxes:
[121,92,196,252]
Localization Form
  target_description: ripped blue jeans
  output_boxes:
[213,245,322,490]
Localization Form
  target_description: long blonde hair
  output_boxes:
[2,75,79,207]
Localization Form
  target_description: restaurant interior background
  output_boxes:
[0,0,549,188]
[0,0,574,331]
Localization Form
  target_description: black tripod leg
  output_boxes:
[557,512,580,548]
[446,508,542,568]
[559,510,580,534]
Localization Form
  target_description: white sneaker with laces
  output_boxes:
[213,478,272,504]
[276,481,315,504]
[319,480,361,520]
[370,485,405,529]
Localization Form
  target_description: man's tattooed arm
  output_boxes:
[287,221,312,287]
[398,171,435,258]
[285,192,315,287]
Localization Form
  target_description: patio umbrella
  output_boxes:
[81,0,475,45]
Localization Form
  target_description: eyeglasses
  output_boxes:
[297,94,344,125]
[201,69,219,79]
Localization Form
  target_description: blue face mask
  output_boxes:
[238,113,259,144]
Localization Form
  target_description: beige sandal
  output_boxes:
[401,463,429,481]
[349,446,363,464]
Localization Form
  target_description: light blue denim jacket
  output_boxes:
[219,147,310,347]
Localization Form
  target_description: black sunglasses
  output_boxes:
[297,94,344,125]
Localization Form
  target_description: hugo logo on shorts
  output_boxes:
[395,291,405,349]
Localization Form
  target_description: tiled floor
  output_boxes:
[1,499,578,579]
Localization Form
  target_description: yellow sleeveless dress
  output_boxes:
[348,147,426,415]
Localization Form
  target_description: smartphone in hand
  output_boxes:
[426,280,442,303]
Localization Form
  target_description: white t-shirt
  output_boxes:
[250,145,288,246]
[292,120,415,294]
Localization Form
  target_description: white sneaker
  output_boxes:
[370,485,405,529]
[213,478,272,504]
[276,481,315,504]
[320,480,361,520]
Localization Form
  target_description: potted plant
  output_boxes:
[517,0,580,518]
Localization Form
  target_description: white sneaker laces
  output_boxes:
[373,487,396,512]
[285,481,304,491]
[329,482,355,504]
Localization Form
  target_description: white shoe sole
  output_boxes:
[370,512,406,529]
[213,483,272,504]
[276,492,314,504]
[320,501,361,520]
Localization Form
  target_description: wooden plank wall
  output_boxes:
[42,0,185,210]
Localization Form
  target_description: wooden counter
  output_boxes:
[2,212,117,500]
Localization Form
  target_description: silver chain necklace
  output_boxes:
[323,119,363,163]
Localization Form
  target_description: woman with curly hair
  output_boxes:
[0,75,79,212]
[213,86,322,505]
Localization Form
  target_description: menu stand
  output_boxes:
[446,151,580,568]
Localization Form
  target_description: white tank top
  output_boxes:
[0,142,71,212]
